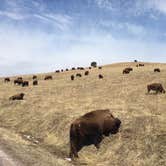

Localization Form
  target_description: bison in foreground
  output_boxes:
[69,109,121,158]
[9,93,25,100]
[147,83,165,94]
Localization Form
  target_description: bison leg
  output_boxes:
[94,134,103,149]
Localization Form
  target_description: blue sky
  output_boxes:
[0,0,166,76]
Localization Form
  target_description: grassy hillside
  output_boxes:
[0,62,166,166]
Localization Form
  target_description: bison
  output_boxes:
[76,73,82,77]
[22,81,29,87]
[71,75,74,81]
[55,70,60,73]
[154,68,160,72]
[33,80,38,85]
[71,67,75,70]
[69,109,121,158]
[98,74,103,79]
[32,75,37,79]
[44,75,53,80]
[139,64,144,66]
[123,68,130,74]
[147,83,165,94]
[14,79,23,85]
[84,71,89,76]
[89,67,92,69]
[4,77,10,83]
[9,93,25,100]
[98,66,102,69]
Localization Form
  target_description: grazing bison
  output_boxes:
[22,81,29,87]
[33,80,38,85]
[69,109,121,158]
[14,79,23,85]
[32,75,37,79]
[44,75,53,80]
[147,83,165,94]
[71,75,74,80]
[98,74,103,79]
[4,77,10,83]
[139,64,144,66]
[84,71,89,76]
[9,93,25,100]
[154,68,160,72]
[76,73,82,77]
[123,68,130,74]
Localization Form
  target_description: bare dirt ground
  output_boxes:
[0,62,166,166]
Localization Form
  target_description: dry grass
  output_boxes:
[0,62,166,166]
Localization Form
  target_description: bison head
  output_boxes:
[110,118,121,134]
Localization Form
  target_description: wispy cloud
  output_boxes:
[34,13,73,31]
[0,11,27,20]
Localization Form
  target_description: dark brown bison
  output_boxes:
[22,81,29,87]
[139,64,144,66]
[14,79,23,85]
[76,73,82,77]
[71,75,74,80]
[98,74,103,79]
[126,67,133,71]
[123,68,130,74]
[44,75,53,80]
[98,66,102,69]
[33,80,38,85]
[154,68,160,72]
[84,71,89,76]
[69,109,121,158]
[72,67,75,70]
[134,60,138,62]
[147,83,165,94]
[4,77,10,82]
[55,70,60,73]
[61,69,64,72]
[66,69,69,71]
[89,67,92,69]
[9,93,25,100]
[32,75,37,79]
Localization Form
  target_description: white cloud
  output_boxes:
[0,11,27,20]
[0,24,166,77]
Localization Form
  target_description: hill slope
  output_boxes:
[0,62,166,166]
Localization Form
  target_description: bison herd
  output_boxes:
[2,62,166,160]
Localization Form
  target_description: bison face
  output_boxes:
[103,117,121,136]
[109,118,121,135]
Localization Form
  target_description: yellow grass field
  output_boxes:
[0,62,165,166]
